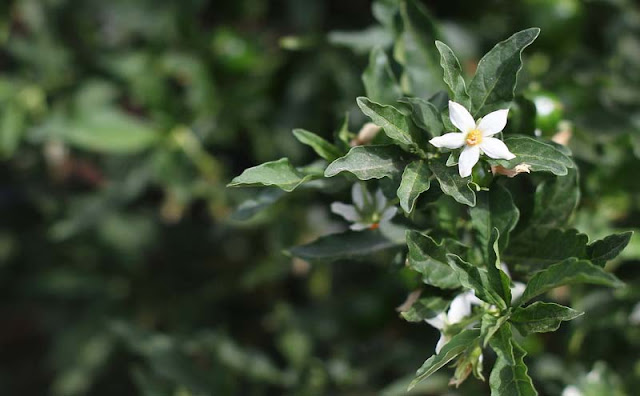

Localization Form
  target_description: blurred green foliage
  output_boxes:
[1,0,639,395]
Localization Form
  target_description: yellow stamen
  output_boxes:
[466,129,483,146]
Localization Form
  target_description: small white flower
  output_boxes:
[425,291,482,353]
[425,265,524,353]
[429,101,516,178]
[331,184,397,231]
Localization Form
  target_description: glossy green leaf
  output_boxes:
[429,158,476,206]
[518,258,624,304]
[292,128,343,162]
[587,231,633,267]
[397,160,431,213]
[469,28,540,116]
[489,327,537,396]
[400,296,449,322]
[325,145,407,180]
[470,185,519,257]
[287,230,400,262]
[356,97,416,146]
[446,254,508,310]
[398,97,444,137]
[228,158,314,192]
[511,302,583,335]
[408,329,481,390]
[362,47,403,105]
[506,229,589,272]
[435,41,470,109]
[488,136,574,176]
[406,231,461,289]
[532,168,580,227]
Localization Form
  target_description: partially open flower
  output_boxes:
[331,184,397,231]
[429,101,516,177]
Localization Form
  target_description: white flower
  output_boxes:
[429,101,516,178]
[425,264,524,353]
[425,291,482,353]
[331,184,397,231]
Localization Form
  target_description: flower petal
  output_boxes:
[425,312,446,330]
[375,189,387,212]
[380,206,397,223]
[458,145,480,178]
[448,293,472,324]
[435,333,447,354]
[350,222,370,231]
[449,101,476,133]
[429,132,466,149]
[478,108,509,136]
[480,137,516,160]
[331,202,360,222]
[511,282,526,303]
[351,184,366,210]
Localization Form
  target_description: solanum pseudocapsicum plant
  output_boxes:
[229,25,632,395]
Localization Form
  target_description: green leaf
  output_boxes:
[397,160,431,213]
[228,160,305,190]
[488,136,574,176]
[481,314,510,349]
[469,28,540,116]
[406,231,461,289]
[334,112,353,152]
[587,231,633,267]
[511,302,583,335]
[488,321,515,366]
[292,129,343,162]
[325,145,407,180]
[486,229,513,305]
[400,296,449,322]
[356,97,417,146]
[435,41,470,109]
[228,158,314,192]
[63,110,159,154]
[529,168,580,227]
[231,188,286,221]
[506,229,589,272]
[446,254,508,310]
[287,230,400,262]
[398,97,444,138]
[362,47,403,105]
[429,158,476,207]
[489,328,537,396]
[395,0,444,99]
[470,185,519,257]
[408,329,481,390]
[518,258,624,305]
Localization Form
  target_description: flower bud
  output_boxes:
[351,122,381,146]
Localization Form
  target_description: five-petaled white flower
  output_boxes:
[429,101,516,178]
[331,184,397,231]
